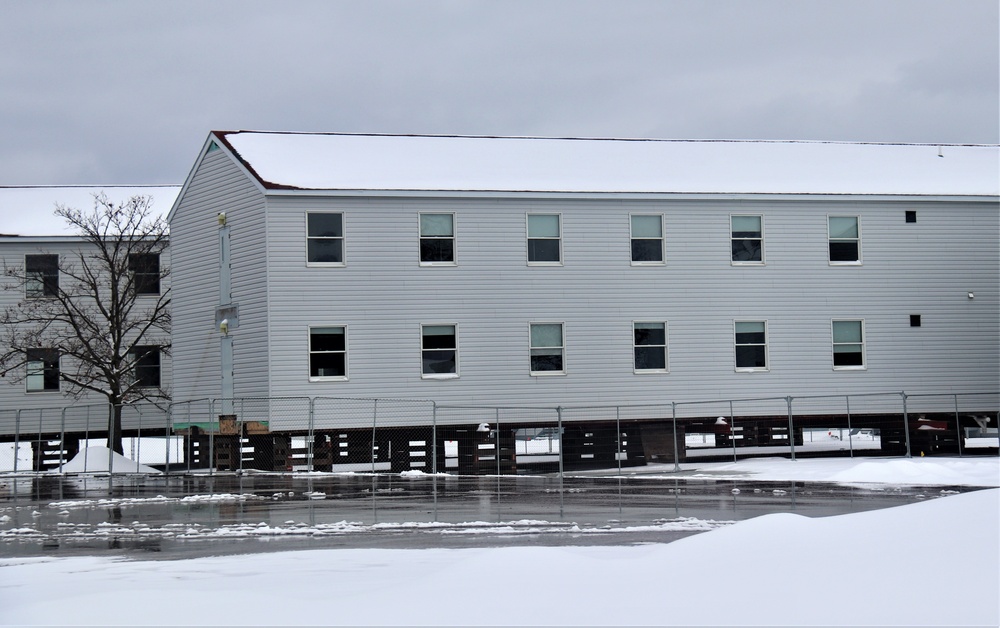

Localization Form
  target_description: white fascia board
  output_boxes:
[262,188,1000,203]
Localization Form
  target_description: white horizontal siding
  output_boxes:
[256,195,998,410]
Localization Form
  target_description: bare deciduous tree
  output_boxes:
[1,194,170,454]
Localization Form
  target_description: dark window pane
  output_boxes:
[422,350,456,374]
[531,352,563,372]
[422,333,456,350]
[420,239,454,262]
[26,255,59,297]
[833,350,864,367]
[308,239,343,263]
[732,239,762,262]
[635,346,666,370]
[308,213,342,237]
[310,332,345,352]
[132,346,161,387]
[829,241,859,262]
[311,353,345,377]
[26,348,59,391]
[129,254,160,294]
[631,240,662,262]
[736,345,767,368]
[735,331,766,344]
[528,239,560,262]
[634,326,665,346]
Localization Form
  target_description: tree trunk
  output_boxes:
[107,403,124,455]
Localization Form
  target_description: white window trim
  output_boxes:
[526,213,563,267]
[730,214,765,266]
[633,320,669,374]
[828,215,862,266]
[308,325,349,381]
[831,318,867,371]
[629,214,665,266]
[420,322,460,380]
[529,321,566,376]
[418,212,457,267]
[734,320,769,372]
[305,211,346,268]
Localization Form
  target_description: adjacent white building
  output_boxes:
[166,132,999,423]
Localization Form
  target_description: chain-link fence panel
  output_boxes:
[905,391,999,456]
[0,409,27,472]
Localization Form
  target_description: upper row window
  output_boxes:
[25,254,59,298]
[307,212,862,267]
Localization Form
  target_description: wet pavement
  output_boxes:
[0,472,974,560]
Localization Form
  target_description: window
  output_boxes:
[905,210,917,223]
[421,324,458,377]
[130,346,161,387]
[527,214,561,264]
[419,213,455,264]
[529,323,564,374]
[633,322,667,372]
[630,215,664,264]
[829,216,861,264]
[25,254,58,297]
[731,215,763,264]
[26,348,59,392]
[734,321,768,370]
[309,326,347,379]
[128,253,160,294]
[832,320,865,369]
[307,212,344,265]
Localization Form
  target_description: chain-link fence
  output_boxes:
[2,391,997,475]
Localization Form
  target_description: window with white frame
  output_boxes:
[731,215,763,264]
[421,324,458,377]
[419,213,455,264]
[630,215,664,264]
[26,348,59,392]
[306,212,344,265]
[529,322,564,374]
[829,216,860,264]
[25,254,59,297]
[832,320,865,369]
[130,346,161,388]
[734,321,768,370]
[527,214,561,264]
[309,326,347,379]
[633,322,667,371]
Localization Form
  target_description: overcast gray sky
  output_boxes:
[3,0,997,186]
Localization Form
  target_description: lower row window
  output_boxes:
[307,319,866,380]
[26,348,60,392]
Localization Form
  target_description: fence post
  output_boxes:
[59,408,67,473]
[371,398,378,475]
[612,406,622,474]
[108,404,115,476]
[431,402,437,474]
[953,394,963,458]
[164,403,171,477]
[846,395,854,458]
[136,405,143,473]
[13,410,20,474]
[308,398,315,473]
[557,406,564,480]
[209,399,215,476]
[671,402,680,472]
[729,401,737,463]
[786,396,795,461]
[901,392,912,459]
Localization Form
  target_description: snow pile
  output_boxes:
[673,456,1000,487]
[57,447,161,474]
[0,488,995,626]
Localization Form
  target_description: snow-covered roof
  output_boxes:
[0,186,180,236]
[215,131,1000,198]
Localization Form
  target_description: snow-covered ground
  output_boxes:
[1,456,997,626]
